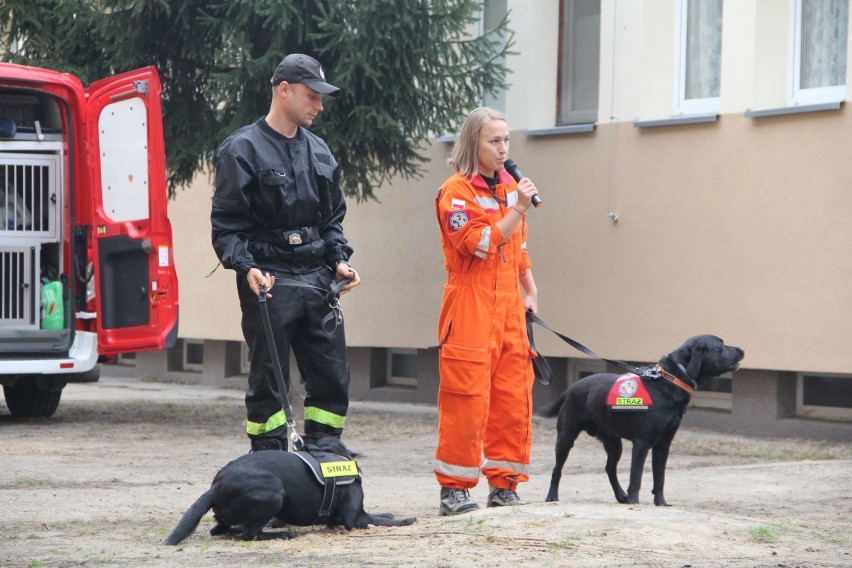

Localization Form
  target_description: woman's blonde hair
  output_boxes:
[448,107,507,178]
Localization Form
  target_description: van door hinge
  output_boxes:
[109,80,148,100]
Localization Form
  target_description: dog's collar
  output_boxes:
[656,366,695,394]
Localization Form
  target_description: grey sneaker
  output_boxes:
[439,487,480,516]
[487,486,525,507]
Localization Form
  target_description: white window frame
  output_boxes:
[239,342,251,375]
[557,0,601,125]
[673,0,723,116]
[788,0,849,106]
[386,348,418,388]
[691,373,733,411]
[182,339,204,373]
[115,352,137,367]
[567,358,606,387]
[796,373,852,421]
[478,0,508,111]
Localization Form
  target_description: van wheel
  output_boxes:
[3,379,63,418]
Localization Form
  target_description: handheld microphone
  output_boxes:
[503,159,542,208]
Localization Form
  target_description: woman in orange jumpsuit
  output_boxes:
[434,107,540,515]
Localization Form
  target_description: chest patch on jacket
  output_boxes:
[448,210,470,231]
[607,373,653,410]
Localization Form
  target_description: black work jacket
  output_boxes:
[211,118,353,274]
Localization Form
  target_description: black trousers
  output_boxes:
[237,266,350,440]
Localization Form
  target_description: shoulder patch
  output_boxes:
[448,210,470,231]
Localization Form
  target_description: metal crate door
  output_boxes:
[0,245,37,328]
[0,154,60,239]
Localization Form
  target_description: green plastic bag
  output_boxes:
[40,280,64,330]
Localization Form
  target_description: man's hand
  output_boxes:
[336,262,361,295]
[247,268,275,297]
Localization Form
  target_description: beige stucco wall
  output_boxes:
[172,107,852,374]
[168,0,852,376]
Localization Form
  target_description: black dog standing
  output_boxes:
[540,335,744,506]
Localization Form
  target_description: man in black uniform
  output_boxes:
[212,53,360,452]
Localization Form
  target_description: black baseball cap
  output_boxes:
[271,54,341,97]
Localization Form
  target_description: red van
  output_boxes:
[0,63,179,417]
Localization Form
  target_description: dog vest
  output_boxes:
[607,373,653,411]
[293,449,360,523]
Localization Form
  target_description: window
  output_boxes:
[567,358,605,387]
[797,373,852,421]
[240,342,252,375]
[691,373,732,411]
[789,0,849,105]
[674,0,723,115]
[558,0,601,125]
[386,348,418,388]
[480,0,508,111]
[182,339,204,373]
[115,352,136,367]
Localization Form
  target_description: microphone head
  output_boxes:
[503,159,523,182]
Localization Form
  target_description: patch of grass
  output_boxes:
[27,561,44,567]
[811,532,847,545]
[89,551,117,564]
[748,524,783,543]
[461,516,488,533]
[677,436,852,463]
[548,531,582,549]
[13,476,46,487]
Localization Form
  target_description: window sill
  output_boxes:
[524,124,595,136]
[744,101,842,118]
[633,114,719,128]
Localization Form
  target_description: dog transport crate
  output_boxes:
[0,106,65,330]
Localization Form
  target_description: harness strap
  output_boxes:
[317,477,338,522]
[525,312,641,384]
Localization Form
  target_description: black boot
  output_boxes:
[249,436,287,452]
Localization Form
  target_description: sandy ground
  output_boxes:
[1,374,850,568]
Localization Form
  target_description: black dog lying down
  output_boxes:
[540,334,744,507]
[165,434,415,544]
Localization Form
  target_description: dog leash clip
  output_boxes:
[322,278,351,334]
[288,421,304,451]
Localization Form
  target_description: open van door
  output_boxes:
[85,67,178,355]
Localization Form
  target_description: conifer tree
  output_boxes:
[0,1,512,199]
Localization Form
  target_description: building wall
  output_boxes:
[156,0,851,439]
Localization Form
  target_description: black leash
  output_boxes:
[269,277,352,333]
[256,277,352,451]
[525,311,641,385]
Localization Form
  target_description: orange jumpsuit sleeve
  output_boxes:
[437,174,505,263]
[518,214,532,274]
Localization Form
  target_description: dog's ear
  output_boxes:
[685,342,705,382]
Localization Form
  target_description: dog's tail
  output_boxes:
[363,512,416,527]
[164,489,215,546]
[536,389,570,418]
